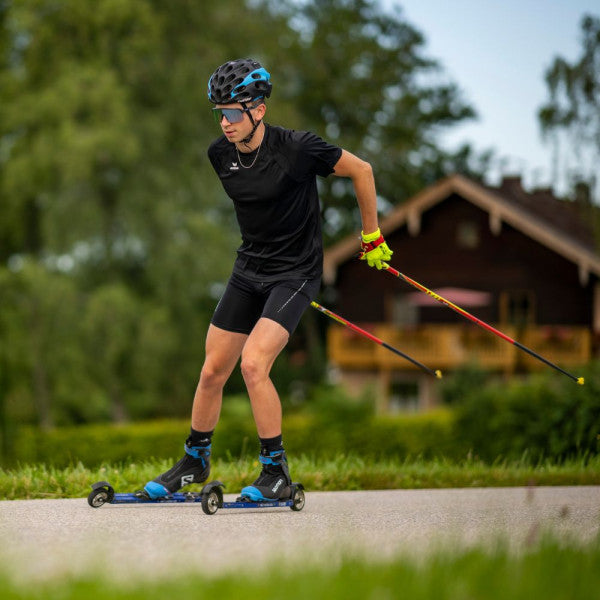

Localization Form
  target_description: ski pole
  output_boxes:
[376,262,584,385]
[310,301,442,379]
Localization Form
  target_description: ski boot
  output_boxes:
[142,442,211,499]
[239,449,292,502]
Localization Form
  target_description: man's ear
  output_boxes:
[255,103,267,119]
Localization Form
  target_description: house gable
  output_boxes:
[323,174,600,287]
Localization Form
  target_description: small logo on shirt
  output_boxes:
[230,162,239,171]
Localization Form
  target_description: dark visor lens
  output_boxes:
[212,107,245,124]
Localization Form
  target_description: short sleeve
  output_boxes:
[285,130,342,180]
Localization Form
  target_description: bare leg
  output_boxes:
[240,318,290,438]
[143,325,248,499]
[191,324,248,431]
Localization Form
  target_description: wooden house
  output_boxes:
[322,174,599,412]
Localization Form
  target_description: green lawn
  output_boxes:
[2,454,599,500]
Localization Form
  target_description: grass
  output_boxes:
[1,453,600,500]
[1,536,599,599]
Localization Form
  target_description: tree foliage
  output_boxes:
[0,0,483,436]
[265,0,477,239]
[538,14,600,202]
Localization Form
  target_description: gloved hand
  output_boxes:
[360,228,393,270]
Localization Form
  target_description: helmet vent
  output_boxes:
[208,59,272,104]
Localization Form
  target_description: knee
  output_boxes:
[240,354,267,387]
[199,361,229,389]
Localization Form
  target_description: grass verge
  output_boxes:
[1,454,600,500]
[1,536,599,599]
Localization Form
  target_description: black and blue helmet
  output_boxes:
[208,58,272,104]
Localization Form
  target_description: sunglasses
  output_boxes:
[212,107,250,125]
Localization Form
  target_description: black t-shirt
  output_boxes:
[207,123,342,281]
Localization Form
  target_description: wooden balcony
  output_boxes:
[326,323,379,369]
[519,326,592,370]
[327,324,591,373]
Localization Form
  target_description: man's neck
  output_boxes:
[235,121,266,153]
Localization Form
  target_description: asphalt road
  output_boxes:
[1,486,599,583]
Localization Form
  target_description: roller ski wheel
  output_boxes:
[291,485,305,511]
[87,481,115,508]
[201,481,224,515]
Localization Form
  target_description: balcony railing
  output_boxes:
[519,326,592,370]
[327,324,591,372]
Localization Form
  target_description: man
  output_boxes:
[144,58,392,502]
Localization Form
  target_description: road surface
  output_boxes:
[1,486,598,583]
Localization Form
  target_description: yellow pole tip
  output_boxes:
[435,370,443,379]
[577,377,585,385]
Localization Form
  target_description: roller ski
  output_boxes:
[87,448,305,514]
[87,480,305,514]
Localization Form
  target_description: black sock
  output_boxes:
[259,434,283,455]
[187,428,213,447]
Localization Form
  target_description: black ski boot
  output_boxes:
[240,449,292,501]
[143,442,211,499]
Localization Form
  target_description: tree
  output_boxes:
[538,14,600,202]
[262,0,477,241]
[81,283,177,423]
[0,0,488,429]
[0,0,303,426]
[0,261,84,429]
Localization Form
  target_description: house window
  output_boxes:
[499,290,536,326]
[389,294,419,327]
[456,221,480,249]
[389,380,420,413]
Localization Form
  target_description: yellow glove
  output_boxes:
[360,228,393,270]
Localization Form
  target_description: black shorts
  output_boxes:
[211,273,321,336]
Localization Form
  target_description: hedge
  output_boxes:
[454,363,600,461]
[3,361,599,468]
[3,408,460,468]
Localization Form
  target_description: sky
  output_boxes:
[382,0,598,192]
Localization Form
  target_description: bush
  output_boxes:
[8,363,596,469]
[439,363,491,405]
[4,394,459,468]
[454,362,600,461]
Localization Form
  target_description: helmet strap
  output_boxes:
[239,102,261,147]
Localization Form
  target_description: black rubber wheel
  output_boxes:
[290,487,305,511]
[202,490,220,515]
[88,487,110,508]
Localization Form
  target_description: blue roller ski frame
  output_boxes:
[87,480,305,515]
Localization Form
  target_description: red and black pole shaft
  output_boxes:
[310,301,442,379]
[378,263,584,385]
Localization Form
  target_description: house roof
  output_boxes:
[323,174,600,286]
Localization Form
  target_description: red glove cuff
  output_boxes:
[361,234,385,254]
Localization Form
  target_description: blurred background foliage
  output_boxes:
[0,1,598,453]
[7,361,600,467]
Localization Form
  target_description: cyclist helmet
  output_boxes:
[208,59,272,104]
